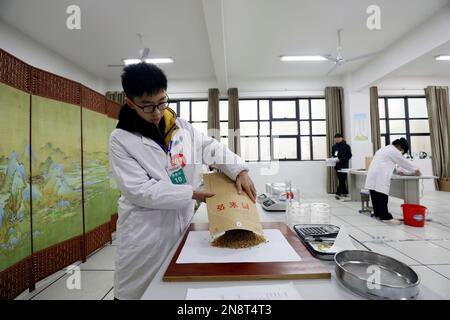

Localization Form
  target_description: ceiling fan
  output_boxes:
[107,33,172,67]
[324,29,380,75]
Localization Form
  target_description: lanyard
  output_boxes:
[157,140,173,156]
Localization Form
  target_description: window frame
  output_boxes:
[379,96,430,156]
[170,99,209,135]
[238,97,326,162]
[171,97,327,162]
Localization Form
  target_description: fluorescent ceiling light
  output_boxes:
[145,58,174,64]
[280,55,327,62]
[123,59,141,65]
[123,58,174,65]
[435,55,450,61]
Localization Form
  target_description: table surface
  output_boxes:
[141,204,368,300]
[339,169,438,180]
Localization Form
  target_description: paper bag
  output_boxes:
[203,172,263,238]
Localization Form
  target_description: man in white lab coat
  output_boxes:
[109,63,257,299]
[365,138,421,225]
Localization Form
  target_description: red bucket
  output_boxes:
[401,204,427,227]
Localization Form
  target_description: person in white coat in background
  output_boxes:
[109,63,257,300]
[365,138,421,225]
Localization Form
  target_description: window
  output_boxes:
[238,100,260,161]
[172,97,327,162]
[379,97,431,156]
[236,98,326,162]
[219,100,229,146]
[170,100,208,136]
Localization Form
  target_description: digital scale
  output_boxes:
[293,224,341,260]
[256,193,270,204]
[260,197,286,212]
[258,183,300,212]
[258,193,287,211]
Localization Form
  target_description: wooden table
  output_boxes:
[163,222,331,282]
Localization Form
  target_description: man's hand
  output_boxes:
[415,169,422,176]
[236,171,257,203]
[192,191,216,203]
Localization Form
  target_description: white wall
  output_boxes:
[342,78,373,170]
[0,20,107,94]
[377,76,450,98]
[106,76,344,99]
[232,76,342,98]
[246,161,327,195]
[106,78,218,100]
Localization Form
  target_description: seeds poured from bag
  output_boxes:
[211,229,266,249]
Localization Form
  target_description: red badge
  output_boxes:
[170,153,186,168]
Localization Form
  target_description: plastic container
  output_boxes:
[310,203,331,224]
[286,202,310,228]
[401,204,427,227]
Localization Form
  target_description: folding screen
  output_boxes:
[30,95,83,250]
[106,100,121,232]
[0,49,121,299]
[0,82,32,298]
[81,86,112,255]
[29,67,83,281]
[107,117,119,216]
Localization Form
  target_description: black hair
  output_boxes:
[392,138,409,154]
[334,133,344,138]
[121,62,167,99]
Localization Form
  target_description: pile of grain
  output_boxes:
[211,229,266,249]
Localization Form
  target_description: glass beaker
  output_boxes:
[286,202,310,229]
[310,203,331,224]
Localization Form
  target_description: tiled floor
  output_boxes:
[15,190,450,300]
[15,237,118,300]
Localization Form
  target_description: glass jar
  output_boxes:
[310,203,331,224]
[286,202,311,229]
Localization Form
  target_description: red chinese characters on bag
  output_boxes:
[216,202,250,212]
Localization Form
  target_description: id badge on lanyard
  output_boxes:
[165,140,188,185]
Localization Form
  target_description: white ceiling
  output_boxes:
[392,41,450,77]
[0,0,215,82]
[0,0,449,88]
[223,0,449,79]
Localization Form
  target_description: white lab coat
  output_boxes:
[365,145,417,195]
[109,118,248,300]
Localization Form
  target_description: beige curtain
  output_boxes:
[106,91,125,105]
[227,88,241,155]
[370,86,381,154]
[425,86,450,190]
[325,87,344,194]
[207,88,220,140]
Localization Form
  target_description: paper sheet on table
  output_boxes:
[176,229,302,264]
[325,158,339,167]
[186,283,302,300]
[307,226,358,254]
[326,225,357,253]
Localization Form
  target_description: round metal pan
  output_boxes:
[335,250,420,300]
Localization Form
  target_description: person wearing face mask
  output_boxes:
[365,138,421,225]
[109,63,256,299]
